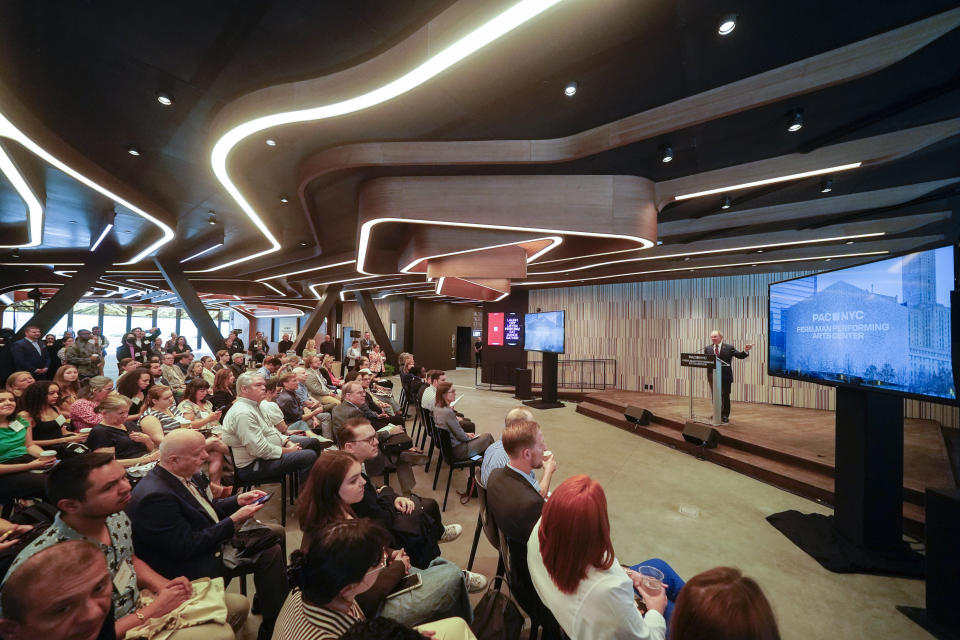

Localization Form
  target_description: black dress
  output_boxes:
[86,424,149,460]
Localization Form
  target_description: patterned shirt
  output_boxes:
[273,590,364,640]
[2,511,139,618]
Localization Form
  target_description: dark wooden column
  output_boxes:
[16,239,114,337]
[355,290,396,365]
[293,285,342,353]
[153,255,223,352]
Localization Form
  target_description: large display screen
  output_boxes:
[487,312,504,346]
[524,311,565,353]
[769,246,955,403]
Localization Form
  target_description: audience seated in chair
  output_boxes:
[220,372,317,489]
[0,452,249,640]
[432,382,492,460]
[670,566,781,640]
[261,378,332,451]
[335,417,481,579]
[480,406,553,489]
[0,390,56,503]
[526,475,685,640]
[275,518,476,640]
[304,355,341,409]
[296,450,475,626]
[126,429,287,640]
[333,381,418,495]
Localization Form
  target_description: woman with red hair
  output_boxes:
[670,567,780,640]
[527,474,684,640]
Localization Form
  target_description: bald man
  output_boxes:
[127,429,287,639]
[0,540,114,640]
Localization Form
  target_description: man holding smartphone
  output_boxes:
[126,430,288,640]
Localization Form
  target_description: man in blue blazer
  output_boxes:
[126,429,287,640]
[10,325,50,378]
[704,329,752,423]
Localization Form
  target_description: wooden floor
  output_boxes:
[576,390,956,536]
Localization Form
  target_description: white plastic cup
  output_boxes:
[39,450,57,458]
[80,428,92,434]
[637,565,664,593]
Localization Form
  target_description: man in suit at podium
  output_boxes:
[704,330,751,423]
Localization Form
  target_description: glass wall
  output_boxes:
[156,308,178,351]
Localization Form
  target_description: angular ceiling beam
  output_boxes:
[153,255,223,352]
[293,284,342,354]
[355,290,396,366]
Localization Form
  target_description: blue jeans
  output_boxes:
[630,558,685,625]
[378,557,473,626]
[241,449,317,487]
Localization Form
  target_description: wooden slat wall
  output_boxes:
[341,301,391,339]
[528,273,958,428]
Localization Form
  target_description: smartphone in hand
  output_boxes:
[251,493,272,505]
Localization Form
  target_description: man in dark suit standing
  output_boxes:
[704,329,752,423]
[126,429,286,640]
[10,325,50,379]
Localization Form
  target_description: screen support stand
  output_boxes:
[523,352,565,410]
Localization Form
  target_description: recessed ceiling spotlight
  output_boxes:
[718,14,737,36]
[683,257,691,261]
[786,108,804,132]
[825,258,832,261]
[756,249,764,253]
[279,196,289,203]
[265,138,277,147]
[156,92,174,106]
[208,211,217,226]
[299,241,309,246]
[845,240,854,245]
[11,249,20,259]
[721,195,732,209]
[660,144,674,163]
[819,178,833,193]
[127,146,141,156]
[564,81,578,97]
[656,240,663,246]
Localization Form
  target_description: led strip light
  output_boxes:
[0,113,175,262]
[207,0,567,273]
[515,250,890,286]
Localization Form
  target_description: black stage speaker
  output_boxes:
[682,421,720,448]
[926,488,960,632]
[624,406,652,425]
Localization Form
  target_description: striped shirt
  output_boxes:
[272,590,364,640]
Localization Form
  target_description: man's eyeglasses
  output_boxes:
[349,435,378,445]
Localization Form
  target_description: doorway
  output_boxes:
[455,326,473,367]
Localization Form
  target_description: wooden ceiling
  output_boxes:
[0,0,958,306]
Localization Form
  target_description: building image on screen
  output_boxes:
[524,311,565,353]
[769,246,955,402]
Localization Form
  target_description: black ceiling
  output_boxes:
[0,0,958,305]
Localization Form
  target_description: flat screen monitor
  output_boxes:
[487,312,504,346]
[504,312,521,346]
[524,311,565,353]
[768,246,956,404]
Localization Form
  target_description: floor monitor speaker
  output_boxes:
[925,487,960,631]
[624,406,652,425]
[683,421,720,448]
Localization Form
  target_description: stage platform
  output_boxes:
[576,390,957,537]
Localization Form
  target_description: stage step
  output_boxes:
[577,399,926,535]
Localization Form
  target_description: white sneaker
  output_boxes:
[440,524,462,543]
[463,570,487,593]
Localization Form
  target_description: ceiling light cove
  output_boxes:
[207,0,567,273]
[673,162,862,201]
[0,112,174,263]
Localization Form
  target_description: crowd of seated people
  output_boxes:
[0,329,784,640]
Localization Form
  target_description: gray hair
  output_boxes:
[78,375,113,399]
[292,366,306,374]
[236,371,264,396]
[505,406,535,427]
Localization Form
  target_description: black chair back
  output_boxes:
[478,484,500,551]
[498,531,563,639]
